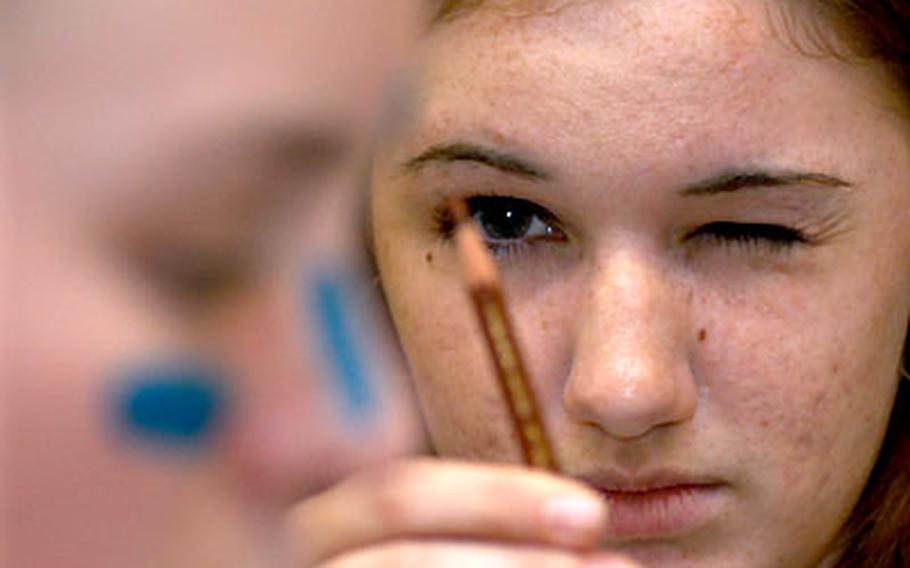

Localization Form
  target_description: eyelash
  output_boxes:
[684,222,811,253]
[433,195,813,256]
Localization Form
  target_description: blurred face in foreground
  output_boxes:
[372,0,910,565]
[6,0,418,565]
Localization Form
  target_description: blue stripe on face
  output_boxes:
[114,359,226,450]
[307,272,377,425]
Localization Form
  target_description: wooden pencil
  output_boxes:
[448,197,560,472]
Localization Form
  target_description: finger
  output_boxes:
[290,458,607,564]
[319,540,638,568]
[581,552,642,568]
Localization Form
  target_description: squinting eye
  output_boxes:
[687,222,809,253]
[467,196,567,252]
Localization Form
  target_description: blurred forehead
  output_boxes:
[12,0,408,80]
[10,0,408,102]
[6,0,414,201]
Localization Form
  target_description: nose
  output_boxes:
[563,247,697,440]
[215,276,416,504]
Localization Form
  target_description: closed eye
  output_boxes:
[128,244,252,307]
[685,222,810,253]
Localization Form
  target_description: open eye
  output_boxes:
[686,222,809,253]
[466,196,567,254]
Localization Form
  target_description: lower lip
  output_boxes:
[600,484,724,539]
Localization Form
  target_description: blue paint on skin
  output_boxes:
[307,271,378,425]
[114,359,226,450]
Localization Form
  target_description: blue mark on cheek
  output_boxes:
[113,359,226,450]
[307,272,378,425]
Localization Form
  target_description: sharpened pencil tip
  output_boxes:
[451,200,499,289]
[447,197,470,225]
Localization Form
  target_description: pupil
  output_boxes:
[476,199,532,239]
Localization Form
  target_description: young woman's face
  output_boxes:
[7,0,418,565]
[372,1,910,565]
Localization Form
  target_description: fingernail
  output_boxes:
[306,269,378,426]
[113,358,226,451]
[542,495,606,546]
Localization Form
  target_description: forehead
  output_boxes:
[10,0,407,108]
[7,0,413,202]
[423,0,779,125]
[405,0,899,182]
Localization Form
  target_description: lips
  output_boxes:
[579,472,727,539]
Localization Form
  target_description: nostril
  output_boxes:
[223,387,418,506]
[563,361,696,440]
[225,416,341,504]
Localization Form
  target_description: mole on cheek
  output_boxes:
[425,251,434,264]
[698,328,707,342]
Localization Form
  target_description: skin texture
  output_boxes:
[5,1,420,566]
[372,0,910,566]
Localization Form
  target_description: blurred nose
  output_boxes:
[216,276,415,504]
[563,247,697,440]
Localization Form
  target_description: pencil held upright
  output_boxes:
[449,198,560,472]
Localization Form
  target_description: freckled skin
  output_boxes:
[373,0,910,566]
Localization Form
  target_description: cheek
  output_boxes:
[378,234,521,459]
[10,249,203,562]
[510,273,585,409]
[699,278,899,496]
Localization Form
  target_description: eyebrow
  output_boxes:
[123,118,354,229]
[229,120,351,177]
[173,118,353,200]
[402,142,550,180]
[679,170,852,196]
[401,142,853,199]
